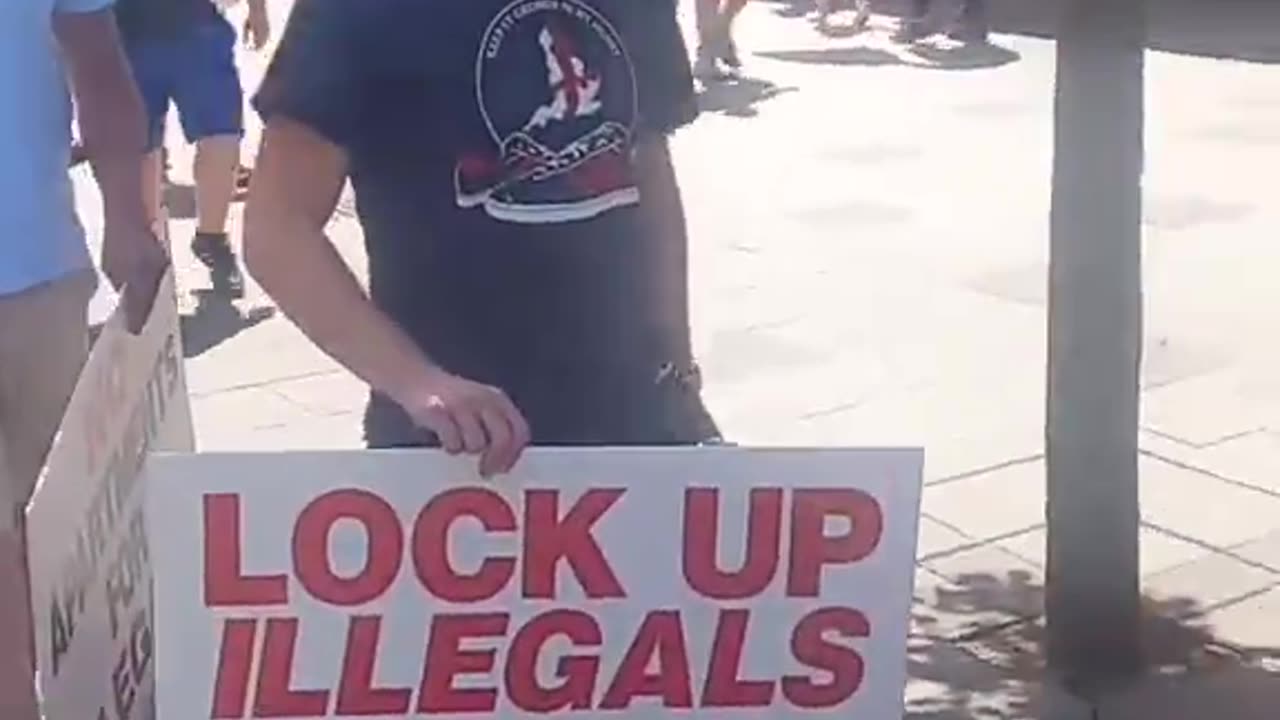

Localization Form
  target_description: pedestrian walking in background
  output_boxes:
[896,0,989,44]
[113,0,271,297]
[816,0,872,34]
[695,0,751,79]
[0,1,166,717]
[245,0,719,473]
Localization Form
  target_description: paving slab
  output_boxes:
[922,458,1046,541]
[1144,552,1278,619]
[904,639,1037,720]
[1102,658,1280,720]
[1140,454,1280,548]
[996,524,1212,579]
[63,0,1280,687]
[915,545,1044,640]
[1230,532,1280,575]
[1173,430,1280,496]
[1142,370,1269,447]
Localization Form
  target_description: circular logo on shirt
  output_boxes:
[456,0,640,224]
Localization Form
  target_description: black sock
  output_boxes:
[194,231,229,246]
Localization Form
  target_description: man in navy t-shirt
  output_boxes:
[246,0,717,474]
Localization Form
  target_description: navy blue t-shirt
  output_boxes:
[255,0,699,439]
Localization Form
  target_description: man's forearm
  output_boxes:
[244,209,440,409]
[58,12,150,231]
[83,80,148,230]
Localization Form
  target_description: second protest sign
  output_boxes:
[148,447,921,719]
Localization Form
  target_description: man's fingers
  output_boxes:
[495,392,531,460]
[409,382,528,469]
[455,404,488,455]
[478,406,515,477]
[422,406,463,454]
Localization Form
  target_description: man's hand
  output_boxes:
[248,118,528,474]
[400,368,531,478]
[101,222,168,334]
[243,1,272,51]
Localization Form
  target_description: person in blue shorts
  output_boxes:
[114,0,270,296]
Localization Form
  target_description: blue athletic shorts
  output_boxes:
[125,17,244,150]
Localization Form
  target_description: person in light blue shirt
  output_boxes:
[0,2,165,718]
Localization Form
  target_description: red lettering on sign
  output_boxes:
[782,607,870,708]
[210,619,256,719]
[599,611,693,710]
[293,489,403,606]
[335,616,412,715]
[505,610,601,712]
[204,494,288,607]
[254,618,330,717]
[787,489,883,597]
[412,489,515,602]
[523,489,625,599]
[702,609,774,707]
[417,613,510,714]
[683,488,783,599]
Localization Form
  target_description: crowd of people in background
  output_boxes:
[696,0,991,81]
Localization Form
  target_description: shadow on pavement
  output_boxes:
[697,76,799,117]
[908,570,1280,718]
[757,41,1020,70]
[757,45,902,66]
[180,290,276,358]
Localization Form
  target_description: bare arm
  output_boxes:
[244,119,436,413]
[55,8,166,331]
[244,119,528,473]
[55,9,146,229]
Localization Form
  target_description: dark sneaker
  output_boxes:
[893,18,931,43]
[191,232,245,299]
[694,47,726,82]
[720,36,743,70]
[947,22,990,44]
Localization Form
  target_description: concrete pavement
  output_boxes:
[73,0,1280,716]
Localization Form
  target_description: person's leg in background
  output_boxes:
[175,16,246,298]
[121,39,174,240]
[192,134,241,291]
[895,0,934,42]
[0,271,94,720]
[717,0,750,70]
[693,0,725,79]
[951,0,990,43]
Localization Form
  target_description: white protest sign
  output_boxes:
[26,268,194,720]
[147,448,922,719]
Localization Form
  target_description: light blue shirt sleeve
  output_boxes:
[53,0,114,15]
